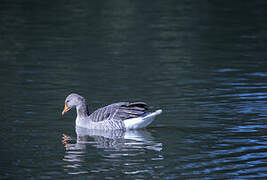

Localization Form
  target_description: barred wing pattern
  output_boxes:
[88,102,149,122]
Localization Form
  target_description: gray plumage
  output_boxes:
[89,102,148,122]
[62,93,161,130]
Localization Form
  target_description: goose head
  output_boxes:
[62,93,85,115]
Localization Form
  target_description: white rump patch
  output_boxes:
[124,109,162,130]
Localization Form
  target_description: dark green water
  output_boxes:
[1,1,267,179]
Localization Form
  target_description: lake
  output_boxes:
[0,0,266,179]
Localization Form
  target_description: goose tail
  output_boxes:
[124,109,162,130]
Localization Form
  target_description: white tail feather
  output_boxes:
[124,109,162,130]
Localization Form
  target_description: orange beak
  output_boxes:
[62,105,70,115]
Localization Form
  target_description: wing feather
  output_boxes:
[88,102,149,122]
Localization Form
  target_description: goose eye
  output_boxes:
[66,100,70,103]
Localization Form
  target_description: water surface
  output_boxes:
[0,0,267,179]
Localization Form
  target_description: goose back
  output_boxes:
[88,102,149,122]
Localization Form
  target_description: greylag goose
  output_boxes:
[62,93,162,130]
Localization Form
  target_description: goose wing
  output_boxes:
[88,102,149,122]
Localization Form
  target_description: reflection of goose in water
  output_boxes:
[62,127,163,165]
[63,126,162,151]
